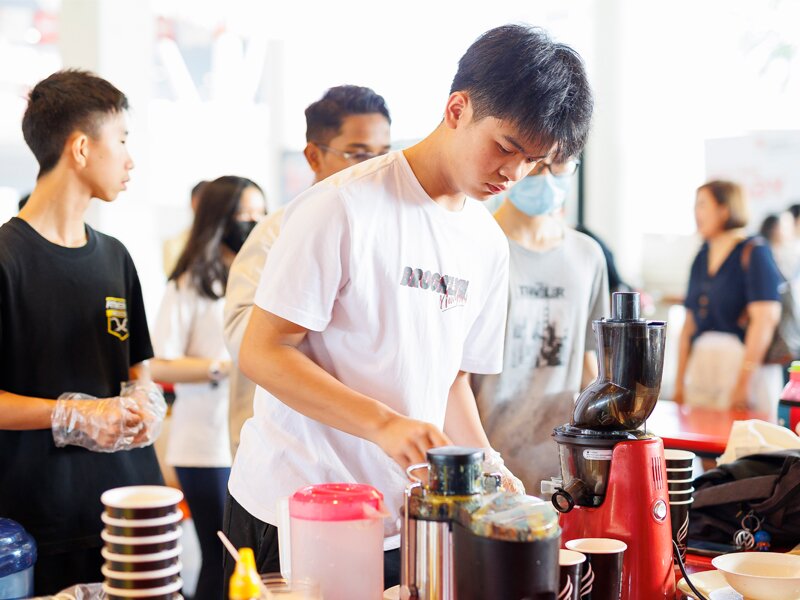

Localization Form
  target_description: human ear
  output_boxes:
[443,92,470,129]
[69,132,90,168]
[303,143,322,175]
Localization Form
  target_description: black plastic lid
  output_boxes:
[610,292,642,322]
[427,446,484,467]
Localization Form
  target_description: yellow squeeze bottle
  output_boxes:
[229,547,262,600]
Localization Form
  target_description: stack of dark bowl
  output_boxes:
[100,485,185,600]
[664,449,696,564]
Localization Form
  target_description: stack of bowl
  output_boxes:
[664,449,695,563]
[100,486,185,600]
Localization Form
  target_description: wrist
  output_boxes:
[362,403,401,444]
[208,360,224,387]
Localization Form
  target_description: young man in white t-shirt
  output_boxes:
[224,24,594,586]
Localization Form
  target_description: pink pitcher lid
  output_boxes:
[289,483,384,522]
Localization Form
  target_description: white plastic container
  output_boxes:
[288,483,386,600]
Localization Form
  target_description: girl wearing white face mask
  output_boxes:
[472,159,611,493]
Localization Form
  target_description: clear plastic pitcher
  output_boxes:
[289,483,386,600]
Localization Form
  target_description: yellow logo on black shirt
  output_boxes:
[105,297,129,341]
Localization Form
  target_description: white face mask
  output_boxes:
[508,174,571,216]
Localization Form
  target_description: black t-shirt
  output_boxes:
[0,217,162,555]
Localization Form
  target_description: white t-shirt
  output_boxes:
[153,276,232,468]
[228,151,509,549]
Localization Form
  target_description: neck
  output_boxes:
[18,168,93,247]
[402,126,466,212]
[495,199,564,251]
[707,228,746,248]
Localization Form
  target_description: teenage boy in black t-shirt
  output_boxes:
[0,70,166,595]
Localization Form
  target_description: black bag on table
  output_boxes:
[689,450,800,547]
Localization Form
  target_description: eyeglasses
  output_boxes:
[314,143,387,163]
[530,158,581,178]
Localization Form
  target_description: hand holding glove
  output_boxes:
[483,448,526,495]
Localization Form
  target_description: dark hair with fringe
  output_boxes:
[305,85,391,144]
[170,176,263,300]
[450,24,593,161]
[22,69,129,178]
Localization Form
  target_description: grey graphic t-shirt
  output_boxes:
[475,229,609,492]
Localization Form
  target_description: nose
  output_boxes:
[499,157,532,183]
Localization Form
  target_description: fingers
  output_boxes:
[427,427,452,448]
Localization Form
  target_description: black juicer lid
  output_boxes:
[427,446,484,496]
[427,446,485,467]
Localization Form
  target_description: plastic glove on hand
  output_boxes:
[52,393,143,452]
[483,448,526,495]
[120,381,167,447]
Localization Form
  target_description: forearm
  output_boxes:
[240,339,397,443]
[742,319,776,367]
[150,357,224,384]
[736,318,778,390]
[443,371,491,447]
[0,391,55,430]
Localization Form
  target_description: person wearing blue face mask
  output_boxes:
[472,158,610,493]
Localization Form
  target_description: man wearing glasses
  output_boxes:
[223,85,391,456]
[473,157,610,495]
[225,24,593,588]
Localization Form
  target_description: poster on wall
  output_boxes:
[705,131,800,231]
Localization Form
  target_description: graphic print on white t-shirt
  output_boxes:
[511,282,569,369]
[399,265,470,311]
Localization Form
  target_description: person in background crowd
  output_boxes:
[162,180,208,277]
[223,23,593,589]
[789,203,800,237]
[760,211,798,280]
[675,180,783,413]
[474,157,609,492]
[151,176,265,600]
[0,69,165,594]
[223,85,392,455]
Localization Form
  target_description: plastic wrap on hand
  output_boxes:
[51,393,142,452]
[120,380,167,445]
[482,448,526,495]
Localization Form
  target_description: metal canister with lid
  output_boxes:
[400,446,498,600]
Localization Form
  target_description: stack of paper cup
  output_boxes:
[664,450,695,563]
[100,486,185,600]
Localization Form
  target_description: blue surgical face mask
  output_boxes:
[507,174,571,217]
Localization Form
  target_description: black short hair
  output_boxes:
[789,204,800,221]
[305,85,391,144]
[451,24,593,161]
[22,69,129,178]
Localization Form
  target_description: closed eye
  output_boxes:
[497,143,513,155]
